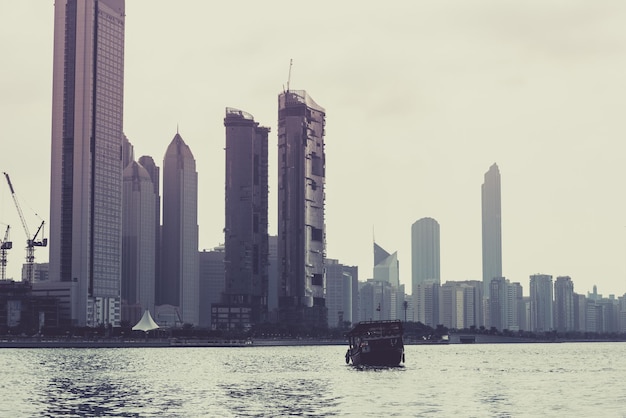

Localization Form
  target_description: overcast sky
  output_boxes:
[1,1,626,296]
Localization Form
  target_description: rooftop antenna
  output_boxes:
[286,59,293,92]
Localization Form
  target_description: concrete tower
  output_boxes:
[49,0,125,326]
[277,90,326,327]
[161,133,199,325]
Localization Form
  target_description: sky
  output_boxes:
[1,1,626,297]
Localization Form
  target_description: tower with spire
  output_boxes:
[160,132,199,325]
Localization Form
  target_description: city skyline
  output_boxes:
[2,1,626,296]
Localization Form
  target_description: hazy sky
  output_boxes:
[1,1,626,296]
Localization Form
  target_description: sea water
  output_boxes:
[1,342,625,417]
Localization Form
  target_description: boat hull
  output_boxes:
[345,320,405,367]
[349,346,404,366]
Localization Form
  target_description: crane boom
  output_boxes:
[3,172,47,283]
[4,172,30,239]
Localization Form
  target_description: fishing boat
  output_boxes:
[345,320,404,366]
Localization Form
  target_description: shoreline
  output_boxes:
[0,336,623,349]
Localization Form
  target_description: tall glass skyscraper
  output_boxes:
[222,108,270,326]
[161,133,199,325]
[277,90,326,327]
[49,0,125,326]
[411,217,440,292]
[481,163,502,299]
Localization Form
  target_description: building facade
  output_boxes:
[137,155,161,306]
[161,133,199,325]
[416,279,439,327]
[121,161,156,324]
[325,259,355,328]
[411,217,440,286]
[199,246,225,329]
[481,163,502,299]
[411,217,440,317]
[374,243,399,288]
[49,0,126,326]
[439,280,483,329]
[222,108,269,327]
[489,277,508,331]
[529,274,553,332]
[554,276,575,332]
[277,90,326,326]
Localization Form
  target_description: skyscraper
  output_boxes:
[277,90,326,326]
[489,277,508,331]
[137,155,161,305]
[373,243,399,288]
[161,133,199,325]
[49,0,125,326]
[121,161,156,324]
[199,246,225,329]
[222,108,269,326]
[411,217,440,295]
[325,259,354,328]
[554,275,575,332]
[529,274,553,332]
[481,163,502,299]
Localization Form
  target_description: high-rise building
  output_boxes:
[161,133,199,325]
[358,279,395,322]
[529,274,553,332]
[374,243,399,288]
[439,280,483,329]
[121,161,156,324]
[277,90,326,326]
[49,0,125,326]
[481,163,502,299]
[489,277,508,331]
[574,293,586,332]
[554,276,575,332]
[507,281,524,331]
[122,134,134,168]
[325,259,354,328]
[411,217,440,300]
[222,108,269,326]
[267,235,279,319]
[137,155,161,305]
[343,265,359,324]
[411,218,440,284]
[199,246,225,329]
[416,279,439,327]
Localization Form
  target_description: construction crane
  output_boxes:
[0,224,11,281]
[3,173,47,284]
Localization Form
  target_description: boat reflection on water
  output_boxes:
[345,320,404,367]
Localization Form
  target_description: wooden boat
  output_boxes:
[345,320,404,366]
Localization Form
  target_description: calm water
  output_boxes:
[1,342,625,417]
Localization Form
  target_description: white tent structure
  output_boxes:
[132,310,160,332]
